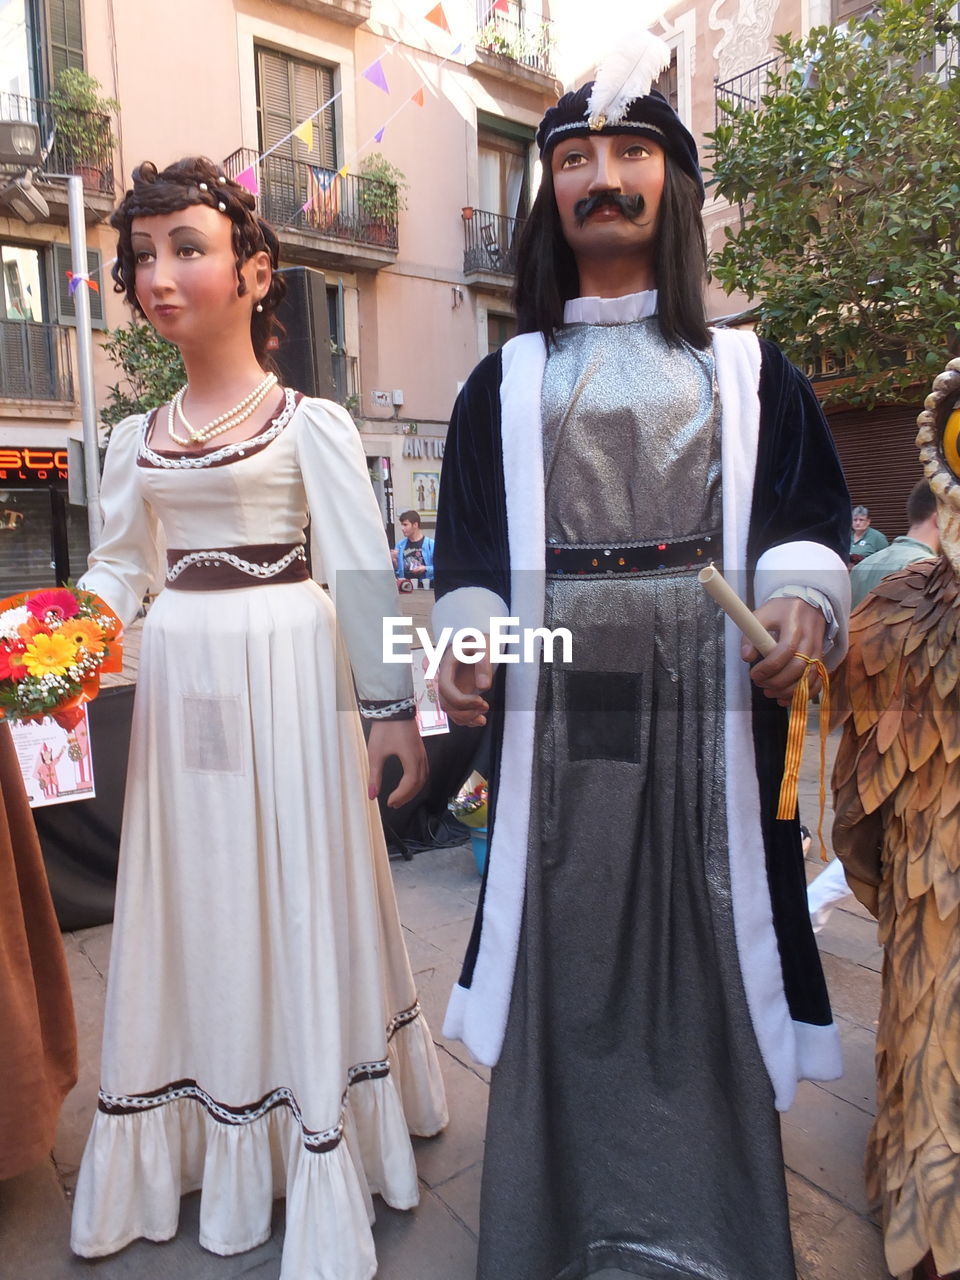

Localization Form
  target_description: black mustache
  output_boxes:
[573,191,646,227]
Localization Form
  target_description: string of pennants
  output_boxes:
[231,0,509,213]
[63,1,511,294]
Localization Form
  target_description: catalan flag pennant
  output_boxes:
[425,3,450,32]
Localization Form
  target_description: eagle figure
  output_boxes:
[832,356,960,1280]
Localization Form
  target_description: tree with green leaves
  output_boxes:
[100,321,185,427]
[708,0,960,407]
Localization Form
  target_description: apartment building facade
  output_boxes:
[1,0,916,586]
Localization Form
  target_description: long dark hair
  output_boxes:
[111,156,287,368]
[514,151,710,350]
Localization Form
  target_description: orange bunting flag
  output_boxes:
[425,3,450,31]
[411,87,425,106]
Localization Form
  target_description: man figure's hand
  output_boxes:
[437,638,493,727]
[740,598,827,706]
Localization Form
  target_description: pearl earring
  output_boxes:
[255,302,264,313]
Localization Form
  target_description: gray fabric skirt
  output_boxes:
[477,571,796,1280]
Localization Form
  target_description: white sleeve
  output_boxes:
[78,415,164,627]
[295,399,413,704]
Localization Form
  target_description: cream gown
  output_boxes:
[70,390,447,1280]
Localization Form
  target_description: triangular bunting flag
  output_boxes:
[65,271,100,295]
[362,59,390,94]
[293,119,314,151]
[425,4,450,31]
[235,165,260,195]
[451,42,463,56]
[374,127,385,143]
[338,165,349,179]
[411,87,425,106]
[493,0,509,11]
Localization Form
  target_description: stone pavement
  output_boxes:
[1,684,890,1278]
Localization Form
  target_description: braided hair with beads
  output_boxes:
[110,156,287,367]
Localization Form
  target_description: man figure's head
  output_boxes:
[851,505,871,537]
[515,35,709,350]
[905,480,939,553]
[399,510,422,541]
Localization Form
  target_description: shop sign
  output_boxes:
[0,448,69,484]
[402,437,444,459]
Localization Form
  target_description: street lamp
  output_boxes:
[0,120,49,222]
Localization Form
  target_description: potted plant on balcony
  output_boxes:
[357,153,407,245]
[48,69,119,190]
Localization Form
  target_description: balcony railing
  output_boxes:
[714,56,784,129]
[224,149,398,251]
[463,208,525,277]
[0,320,74,401]
[331,352,359,408]
[0,91,115,194]
[475,0,555,76]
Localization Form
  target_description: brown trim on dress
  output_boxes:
[165,543,308,591]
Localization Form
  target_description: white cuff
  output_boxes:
[433,586,508,638]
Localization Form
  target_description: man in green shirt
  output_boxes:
[850,504,890,562]
[850,481,939,608]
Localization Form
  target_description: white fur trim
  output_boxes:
[755,540,851,671]
[432,586,508,638]
[446,333,548,1066]
[793,1020,843,1087]
[714,328,800,1112]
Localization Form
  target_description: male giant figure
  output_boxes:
[434,38,851,1280]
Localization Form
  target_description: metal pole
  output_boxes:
[67,174,103,544]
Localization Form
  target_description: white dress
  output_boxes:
[70,390,448,1280]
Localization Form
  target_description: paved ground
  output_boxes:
[1,604,891,1278]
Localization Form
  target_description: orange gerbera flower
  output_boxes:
[63,617,106,654]
[18,615,50,642]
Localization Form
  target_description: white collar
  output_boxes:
[563,290,658,325]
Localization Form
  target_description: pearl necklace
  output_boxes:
[167,373,279,447]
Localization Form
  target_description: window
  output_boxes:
[1,245,45,322]
[655,49,679,111]
[476,113,534,222]
[257,48,337,169]
[487,312,517,353]
[45,0,84,84]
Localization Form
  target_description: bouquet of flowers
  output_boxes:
[449,775,488,829]
[0,587,123,729]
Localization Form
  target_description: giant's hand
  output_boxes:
[741,597,827,706]
[436,638,492,728]
[367,719,428,808]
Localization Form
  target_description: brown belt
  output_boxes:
[165,543,308,591]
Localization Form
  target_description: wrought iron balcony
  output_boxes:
[474,0,555,77]
[0,320,74,402]
[223,149,398,254]
[713,56,784,130]
[463,207,524,278]
[0,91,115,194]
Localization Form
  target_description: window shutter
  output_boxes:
[47,0,85,83]
[52,245,105,329]
[256,47,337,168]
[258,48,294,156]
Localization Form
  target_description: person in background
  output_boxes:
[850,503,889,563]
[850,480,939,608]
[393,509,435,588]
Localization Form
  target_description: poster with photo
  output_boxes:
[411,471,440,516]
[9,708,96,808]
[412,649,449,738]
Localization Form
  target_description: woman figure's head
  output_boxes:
[111,157,286,367]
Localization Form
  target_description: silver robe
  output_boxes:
[477,316,796,1280]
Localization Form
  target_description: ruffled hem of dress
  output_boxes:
[70,1013,448,1280]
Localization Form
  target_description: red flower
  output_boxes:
[0,644,28,681]
[26,588,80,623]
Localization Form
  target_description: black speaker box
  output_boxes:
[273,266,337,399]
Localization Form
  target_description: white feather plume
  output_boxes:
[586,30,672,126]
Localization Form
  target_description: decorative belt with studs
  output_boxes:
[166,542,309,590]
[546,531,721,579]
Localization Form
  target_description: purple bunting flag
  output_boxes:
[362,59,390,94]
